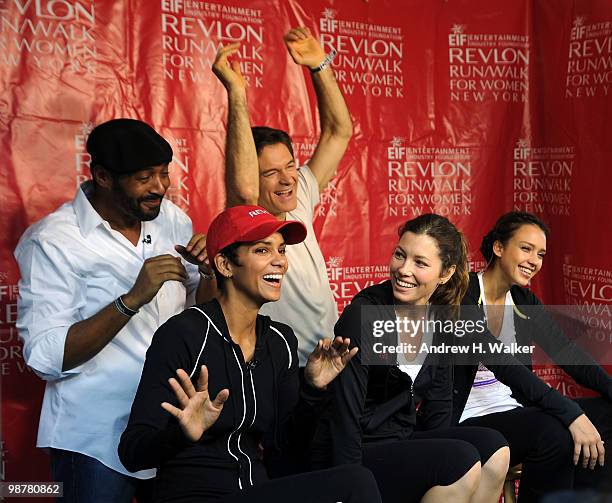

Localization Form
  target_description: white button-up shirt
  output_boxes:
[15,182,200,478]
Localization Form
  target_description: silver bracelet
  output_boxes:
[114,296,139,317]
[311,49,337,73]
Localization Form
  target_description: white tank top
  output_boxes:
[459,272,522,422]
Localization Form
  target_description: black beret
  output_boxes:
[86,118,173,174]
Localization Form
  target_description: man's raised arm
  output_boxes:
[212,43,259,207]
[284,27,353,191]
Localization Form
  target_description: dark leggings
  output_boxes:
[463,398,612,501]
[219,465,381,503]
[362,426,507,503]
[462,406,575,502]
[572,398,612,492]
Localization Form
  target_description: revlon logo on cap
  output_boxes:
[248,209,268,218]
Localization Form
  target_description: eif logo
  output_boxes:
[326,256,343,281]
[320,8,338,33]
[448,25,467,46]
[161,0,182,14]
[513,139,530,160]
[571,17,586,41]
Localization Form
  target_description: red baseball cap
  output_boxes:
[206,205,307,261]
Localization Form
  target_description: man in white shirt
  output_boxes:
[212,27,352,364]
[15,119,211,502]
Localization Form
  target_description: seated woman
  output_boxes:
[118,205,381,503]
[312,213,511,503]
[454,211,611,500]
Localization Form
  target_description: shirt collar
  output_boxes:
[73,180,106,239]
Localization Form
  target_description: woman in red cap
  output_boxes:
[119,205,381,502]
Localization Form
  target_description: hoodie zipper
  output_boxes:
[188,307,255,490]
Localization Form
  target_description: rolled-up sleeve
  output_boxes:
[15,239,86,380]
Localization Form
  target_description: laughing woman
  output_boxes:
[118,206,381,503]
[312,213,511,503]
[453,211,612,500]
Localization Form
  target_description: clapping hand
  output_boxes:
[161,366,230,442]
[304,336,358,390]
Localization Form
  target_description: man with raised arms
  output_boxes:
[212,26,353,364]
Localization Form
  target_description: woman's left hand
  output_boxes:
[305,336,359,390]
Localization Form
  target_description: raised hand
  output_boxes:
[175,233,212,275]
[284,26,326,69]
[568,414,605,469]
[305,336,359,389]
[161,366,230,442]
[212,43,248,92]
[123,254,187,310]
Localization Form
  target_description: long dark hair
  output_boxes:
[398,214,469,308]
[480,211,549,264]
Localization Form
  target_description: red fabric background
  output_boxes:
[1,0,610,489]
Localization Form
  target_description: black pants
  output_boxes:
[219,465,381,503]
[361,426,507,503]
[462,406,575,502]
[462,398,612,502]
[573,397,612,492]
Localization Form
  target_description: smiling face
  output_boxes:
[219,232,289,305]
[112,163,170,221]
[390,231,456,305]
[494,224,546,287]
[257,143,298,218]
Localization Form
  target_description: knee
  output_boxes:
[337,465,381,500]
[482,446,510,484]
[446,441,481,488]
[332,465,376,488]
[457,461,481,496]
[537,419,574,457]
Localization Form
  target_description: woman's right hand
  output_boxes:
[161,365,230,442]
[567,413,605,469]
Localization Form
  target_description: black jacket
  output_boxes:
[451,272,612,426]
[312,281,454,468]
[119,299,325,502]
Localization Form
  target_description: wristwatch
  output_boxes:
[311,49,338,73]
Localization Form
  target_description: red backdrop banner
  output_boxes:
[1,0,610,488]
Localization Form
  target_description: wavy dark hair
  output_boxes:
[480,211,550,264]
[398,213,469,309]
[251,126,294,158]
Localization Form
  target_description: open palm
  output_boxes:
[305,336,359,389]
[284,27,326,68]
[161,366,230,442]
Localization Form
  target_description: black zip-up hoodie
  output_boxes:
[451,272,612,425]
[311,281,454,468]
[119,299,325,502]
